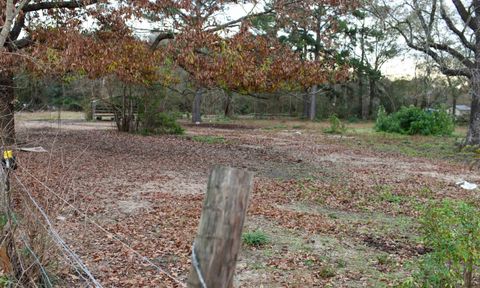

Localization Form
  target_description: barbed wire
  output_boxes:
[16,185,91,288]
[191,242,207,288]
[18,235,53,288]
[17,166,187,287]
[14,175,103,288]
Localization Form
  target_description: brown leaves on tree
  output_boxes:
[2,0,355,93]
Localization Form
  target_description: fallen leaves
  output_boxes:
[9,123,479,287]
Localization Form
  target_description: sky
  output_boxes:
[381,56,417,79]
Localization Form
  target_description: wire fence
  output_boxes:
[11,169,187,287]
[0,108,191,287]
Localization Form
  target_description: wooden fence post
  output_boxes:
[187,166,254,288]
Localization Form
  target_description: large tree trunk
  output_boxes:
[192,88,203,123]
[466,70,480,145]
[309,85,317,121]
[0,72,15,145]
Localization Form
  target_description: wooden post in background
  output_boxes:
[187,166,253,288]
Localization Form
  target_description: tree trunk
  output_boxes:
[0,72,15,145]
[466,70,480,145]
[309,85,317,121]
[224,90,233,118]
[192,88,203,123]
[447,76,457,117]
[452,97,457,117]
[302,92,310,119]
[369,77,376,118]
[358,75,364,118]
[0,0,14,49]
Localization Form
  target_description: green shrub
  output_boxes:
[139,112,184,135]
[375,106,454,136]
[318,266,336,278]
[242,230,269,247]
[324,114,346,134]
[405,200,480,287]
[347,115,360,123]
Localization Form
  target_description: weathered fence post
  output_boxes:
[187,166,253,288]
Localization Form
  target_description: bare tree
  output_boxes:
[377,0,480,145]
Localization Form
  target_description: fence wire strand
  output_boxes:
[15,175,103,288]
[17,166,186,287]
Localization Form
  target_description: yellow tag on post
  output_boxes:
[3,150,12,159]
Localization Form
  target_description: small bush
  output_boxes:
[324,114,346,134]
[242,230,269,247]
[405,200,480,287]
[375,106,454,136]
[318,266,336,278]
[347,115,360,123]
[140,112,184,135]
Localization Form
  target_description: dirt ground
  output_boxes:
[11,112,480,287]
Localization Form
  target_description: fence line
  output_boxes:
[16,187,90,288]
[18,235,54,287]
[17,166,186,287]
[15,175,103,288]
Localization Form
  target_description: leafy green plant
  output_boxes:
[375,106,454,136]
[242,230,269,247]
[139,112,184,135]
[406,200,480,287]
[347,115,360,123]
[191,135,225,144]
[0,276,12,287]
[379,191,403,204]
[324,114,346,134]
[318,266,336,278]
[214,115,232,123]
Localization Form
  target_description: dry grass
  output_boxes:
[15,111,85,122]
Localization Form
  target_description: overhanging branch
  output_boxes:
[451,0,477,31]
[440,0,475,51]
[395,25,472,78]
[22,0,99,12]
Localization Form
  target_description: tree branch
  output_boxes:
[428,42,474,68]
[0,0,15,49]
[440,0,475,51]
[22,0,99,12]
[204,9,273,33]
[8,36,33,50]
[150,32,175,50]
[451,0,477,31]
[8,13,25,42]
[394,23,471,77]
